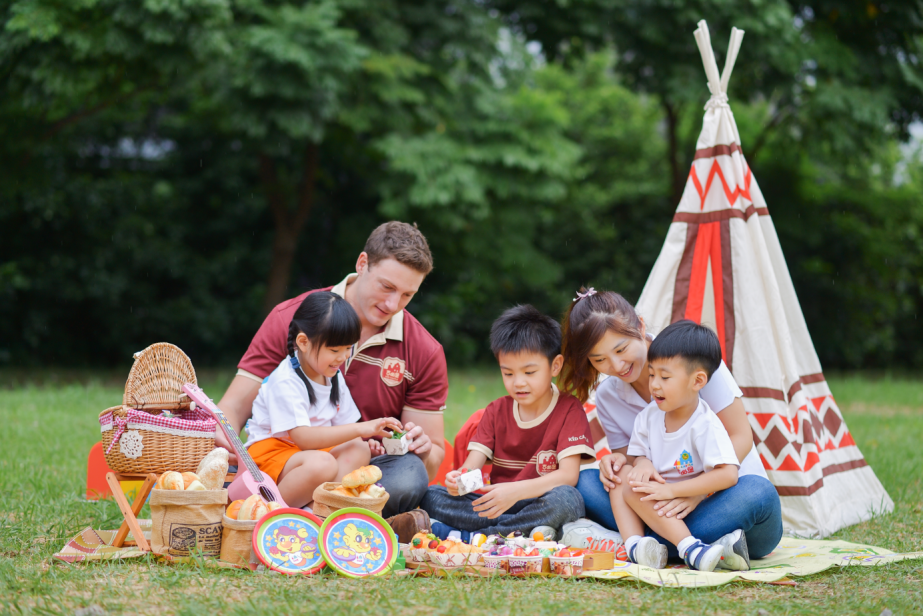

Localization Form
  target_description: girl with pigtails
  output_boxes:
[245,291,403,508]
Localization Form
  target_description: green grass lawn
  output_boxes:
[0,369,921,615]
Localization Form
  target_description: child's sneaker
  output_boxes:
[713,529,750,571]
[627,537,668,569]
[561,519,623,552]
[529,525,556,541]
[682,540,724,572]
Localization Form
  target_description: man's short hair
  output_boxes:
[490,305,562,362]
[364,221,433,275]
[648,320,722,380]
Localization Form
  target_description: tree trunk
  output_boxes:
[260,142,319,316]
[663,99,685,206]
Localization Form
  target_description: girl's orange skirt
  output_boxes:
[247,438,333,483]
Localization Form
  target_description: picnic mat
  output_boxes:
[584,538,923,587]
[53,520,151,563]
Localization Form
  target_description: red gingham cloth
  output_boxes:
[101,407,217,454]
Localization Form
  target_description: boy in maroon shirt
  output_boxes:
[422,305,594,540]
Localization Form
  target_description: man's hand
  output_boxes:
[472,483,522,519]
[631,480,675,502]
[402,421,432,458]
[368,439,385,458]
[599,452,627,492]
[627,458,664,484]
[653,494,705,519]
[444,469,463,496]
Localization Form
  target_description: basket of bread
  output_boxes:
[99,343,216,474]
[312,465,389,517]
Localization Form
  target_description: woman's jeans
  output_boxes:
[577,468,783,559]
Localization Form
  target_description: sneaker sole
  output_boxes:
[636,540,668,569]
[718,530,751,571]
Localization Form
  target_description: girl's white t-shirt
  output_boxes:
[627,398,740,483]
[245,357,361,447]
[594,359,768,479]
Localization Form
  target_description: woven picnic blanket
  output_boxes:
[584,538,923,587]
[53,521,151,563]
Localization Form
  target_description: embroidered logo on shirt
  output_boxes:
[535,450,559,476]
[674,450,695,475]
[380,357,406,387]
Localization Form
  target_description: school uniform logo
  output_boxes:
[536,450,559,476]
[380,357,406,387]
[674,450,695,475]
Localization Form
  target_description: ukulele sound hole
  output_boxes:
[259,486,276,503]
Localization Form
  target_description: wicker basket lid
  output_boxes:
[123,342,197,409]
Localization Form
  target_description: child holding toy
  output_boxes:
[246,291,403,508]
[610,320,749,571]
[421,305,595,540]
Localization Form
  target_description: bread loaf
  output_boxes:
[342,465,382,488]
[181,472,201,490]
[195,448,230,490]
[159,471,184,491]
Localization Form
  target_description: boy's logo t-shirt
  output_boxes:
[468,385,596,483]
[627,398,739,483]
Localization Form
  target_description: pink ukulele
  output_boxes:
[182,383,288,507]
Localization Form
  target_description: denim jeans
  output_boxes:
[373,453,430,518]
[577,468,783,559]
[421,485,585,537]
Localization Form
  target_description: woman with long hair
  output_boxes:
[558,288,782,562]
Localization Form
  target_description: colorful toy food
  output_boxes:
[195,447,230,490]
[550,548,584,577]
[358,483,387,499]
[382,430,410,456]
[532,531,545,541]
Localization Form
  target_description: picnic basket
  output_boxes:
[99,343,217,474]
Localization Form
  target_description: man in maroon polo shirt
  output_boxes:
[217,222,448,520]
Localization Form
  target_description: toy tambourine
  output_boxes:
[252,508,325,575]
[318,507,398,578]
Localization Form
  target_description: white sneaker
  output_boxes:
[713,529,750,571]
[627,537,668,569]
[682,540,725,572]
[561,518,623,552]
[529,525,556,541]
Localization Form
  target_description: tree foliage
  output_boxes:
[1,0,921,371]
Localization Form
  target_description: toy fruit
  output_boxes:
[513,547,525,556]
[226,500,244,520]
[498,546,513,556]
[412,538,422,548]
[428,539,440,549]
[437,545,447,554]
[526,548,540,556]
[532,531,545,541]
[471,533,487,547]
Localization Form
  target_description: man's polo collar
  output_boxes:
[330,273,404,342]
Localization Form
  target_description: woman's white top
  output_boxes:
[627,397,739,482]
[245,357,361,447]
[595,360,768,478]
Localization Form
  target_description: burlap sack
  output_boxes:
[312,482,389,517]
[150,488,227,557]
[220,515,258,566]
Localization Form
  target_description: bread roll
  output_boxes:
[181,472,201,490]
[226,500,244,520]
[266,501,283,512]
[363,483,387,498]
[332,486,359,498]
[238,494,269,521]
[195,448,230,490]
[159,471,184,491]
[341,465,382,488]
[186,480,206,491]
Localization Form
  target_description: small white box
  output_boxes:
[456,469,484,496]
[382,433,410,456]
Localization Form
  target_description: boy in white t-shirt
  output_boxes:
[610,320,747,572]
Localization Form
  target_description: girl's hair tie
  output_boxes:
[573,287,597,302]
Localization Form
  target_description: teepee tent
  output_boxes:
[636,21,893,537]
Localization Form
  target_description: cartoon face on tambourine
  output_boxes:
[319,507,397,578]
[252,508,325,575]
